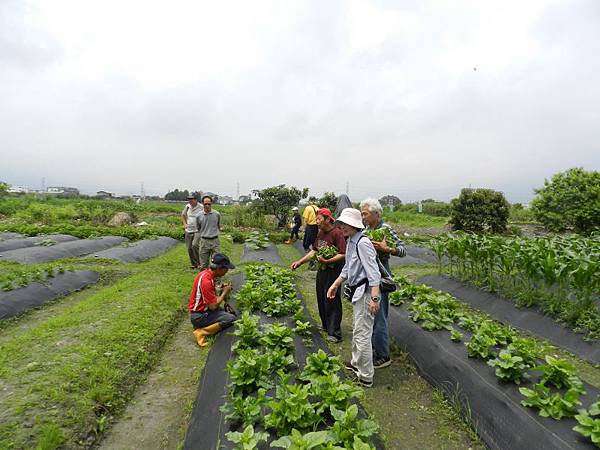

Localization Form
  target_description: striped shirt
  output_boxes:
[340,232,381,287]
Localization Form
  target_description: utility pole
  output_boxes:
[141,182,146,200]
[41,177,46,192]
[236,181,240,201]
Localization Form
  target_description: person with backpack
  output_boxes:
[361,198,407,369]
[285,206,302,243]
[326,208,380,387]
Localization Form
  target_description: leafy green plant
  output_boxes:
[226,348,273,396]
[264,374,320,435]
[221,388,268,427]
[232,311,262,351]
[298,349,342,381]
[314,244,338,270]
[271,429,333,449]
[309,373,362,415]
[364,228,394,247]
[533,356,579,389]
[520,382,585,420]
[487,350,529,384]
[450,329,463,342]
[225,424,269,450]
[245,230,270,250]
[574,401,600,446]
[294,319,311,336]
[260,323,295,355]
[327,405,378,448]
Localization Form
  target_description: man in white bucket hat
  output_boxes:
[327,208,381,387]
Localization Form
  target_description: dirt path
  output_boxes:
[98,317,207,450]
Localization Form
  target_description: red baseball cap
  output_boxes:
[317,208,333,220]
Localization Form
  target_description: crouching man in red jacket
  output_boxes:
[189,253,236,347]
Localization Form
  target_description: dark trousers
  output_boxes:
[303,224,318,251]
[316,266,343,340]
[190,309,236,330]
[290,224,300,240]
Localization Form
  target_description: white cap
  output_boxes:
[336,208,364,229]
[292,206,298,211]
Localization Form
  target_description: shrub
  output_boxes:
[450,188,510,233]
[531,168,600,234]
[422,200,451,217]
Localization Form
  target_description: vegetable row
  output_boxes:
[223,264,379,450]
[429,233,600,340]
[0,262,74,292]
[390,275,600,447]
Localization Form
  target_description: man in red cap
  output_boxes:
[291,208,346,342]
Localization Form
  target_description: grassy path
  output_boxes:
[0,246,195,449]
[276,244,484,450]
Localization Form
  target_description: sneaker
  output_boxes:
[344,360,358,373]
[348,370,373,388]
[373,356,392,369]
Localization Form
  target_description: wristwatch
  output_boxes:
[371,296,380,303]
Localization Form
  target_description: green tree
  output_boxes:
[531,168,600,233]
[252,185,309,228]
[318,192,337,211]
[0,182,8,197]
[379,195,402,208]
[450,188,510,233]
[164,189,190,201]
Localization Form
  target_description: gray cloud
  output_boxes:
[1,0,598,202]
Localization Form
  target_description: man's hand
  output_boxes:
[291,261,301,270]
[371,240,388,253]
[222,283,233,295]
[316,256,328,264]
[368,299,380,315]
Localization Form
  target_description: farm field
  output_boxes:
[0,195,599,449]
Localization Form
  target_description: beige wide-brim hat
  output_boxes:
[336,208,364,229]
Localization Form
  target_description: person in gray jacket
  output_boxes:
[327,208,381,387]
[196,195,221,270]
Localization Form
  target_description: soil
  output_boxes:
[98,317,207,450]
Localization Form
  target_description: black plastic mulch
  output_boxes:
[388,303,599,450]
[418,275,600,365]
[0,236,127,263]
[0,234,79,253]
[184,257,384,449]
[388,245,437,267]
[292,240,305,256]
[240,243,283,264]
[0,270,100,320]
[0,232,23,241]
[91,237,180,262]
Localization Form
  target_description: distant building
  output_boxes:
[47,186,80,196]
[238,195,251,204]
[8,186,30,193]
[96,190,114,199]
[203,192,219,203]
[219,195,234,205]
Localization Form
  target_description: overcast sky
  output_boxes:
[1,0,599,202]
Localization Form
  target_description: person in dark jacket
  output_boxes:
[286,207,302,243]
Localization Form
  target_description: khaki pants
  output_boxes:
[185,232,200,267]
[350,286,375,382]
[198,237,221,269]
